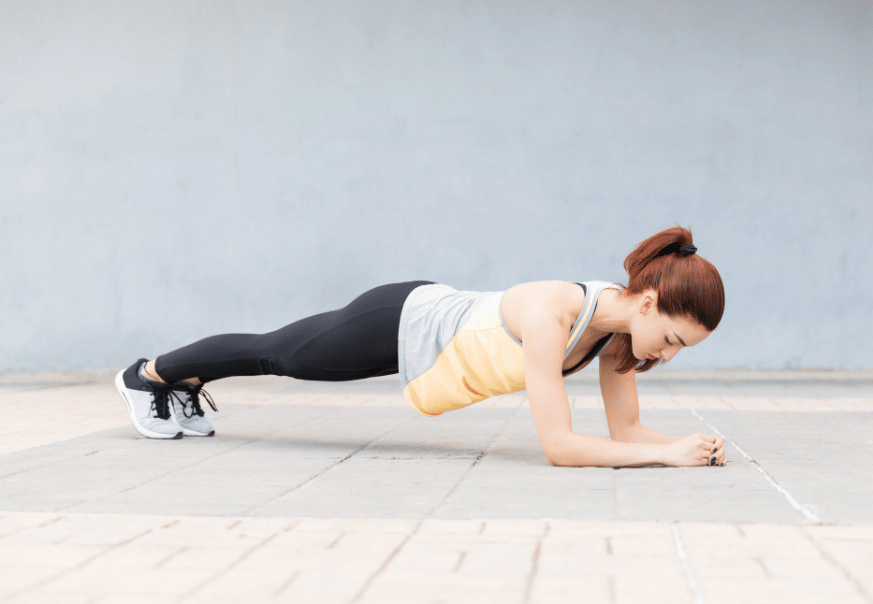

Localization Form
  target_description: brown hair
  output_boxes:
[611,226,725,374]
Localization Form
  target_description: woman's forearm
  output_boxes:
[611,422,682,445]
[545,431,665,467]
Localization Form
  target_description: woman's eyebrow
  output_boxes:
[675,333,687,347]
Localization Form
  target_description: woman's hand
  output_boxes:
[662,433,726,466]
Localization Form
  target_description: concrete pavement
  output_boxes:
[0,370,871,603]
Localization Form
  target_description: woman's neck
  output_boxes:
[589,288,635,334]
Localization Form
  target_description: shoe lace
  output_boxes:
[180,384,218,419]
[149,386,183,421]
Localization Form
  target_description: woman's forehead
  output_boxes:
[666,315,711,345]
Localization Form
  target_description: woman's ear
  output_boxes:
[640,291,657,315]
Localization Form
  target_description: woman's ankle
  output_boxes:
[143,360,167,384]
[145,360,202,386]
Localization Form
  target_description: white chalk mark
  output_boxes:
[671,523,706,604]
[690,410,821,524]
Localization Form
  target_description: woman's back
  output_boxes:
[400,280,621,416]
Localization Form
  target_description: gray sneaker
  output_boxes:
[114,358,183,439]
[169,381,217,437]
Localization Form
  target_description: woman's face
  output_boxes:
[629,291,712,363]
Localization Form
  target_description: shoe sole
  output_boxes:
[114,370,183,440]
[181,429,215,437]
[167,393,216,437]
[169,405,215,437]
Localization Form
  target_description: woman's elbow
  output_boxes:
[540,439,564,466]
[541,436,584,467]
[545,448,571,466]
[609,421,642,443]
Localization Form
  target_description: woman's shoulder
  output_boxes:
[505,280,586,300]
[502,281,587,329]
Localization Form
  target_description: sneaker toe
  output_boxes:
[139,418,183,439]
[178,416,215,437]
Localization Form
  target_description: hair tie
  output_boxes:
[678,244,697,256]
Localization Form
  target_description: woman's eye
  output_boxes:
[665,337,672,345]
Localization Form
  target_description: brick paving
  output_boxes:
[0,370,871,603]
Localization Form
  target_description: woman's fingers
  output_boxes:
[713,436,725,466]
[704,435,725,465]
[677,433,728,466]
[713,445,726,466]
[699,436,715,465]
[670,433,729,467]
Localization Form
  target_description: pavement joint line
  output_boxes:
[428,399,526,516]
[607,576,617,603]
[4,524,158,602]
[20,510,842,524]
[800,526,873,603]
[0,515,63,544]
[2,446,105,481]
[689,409,822,524]
[154,545,189,569]
[349,520,423,604]
[523,523,548,604]
[6,424,127,455]
[272,570,301,599]
[671,523,706,604]
[178,526,287,602]
[613,469,627,519]
[1,402,341,486]
[240,413,420,516]
[58,405,345,514]
[718,396,737,410]
[58,435,268,513]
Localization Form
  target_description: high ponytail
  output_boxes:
[611,226,725,374]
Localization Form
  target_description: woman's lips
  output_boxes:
[647,354,657,361]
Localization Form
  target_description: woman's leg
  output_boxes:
[152,280,434,384]
[117,281,432,439]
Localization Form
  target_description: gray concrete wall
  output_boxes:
[1,1,871,371]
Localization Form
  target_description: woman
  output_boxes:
[115,226,726,468]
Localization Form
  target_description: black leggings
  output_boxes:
[154,281,433,384]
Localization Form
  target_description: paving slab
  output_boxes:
[1,402,871,525]
[1,372,872,604]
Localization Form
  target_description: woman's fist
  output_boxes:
[662,433,726,467]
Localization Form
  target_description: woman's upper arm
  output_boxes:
[598,339,642,439]
[517,283,579,455]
